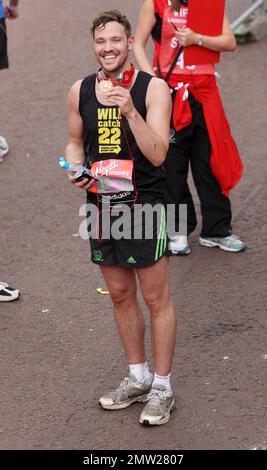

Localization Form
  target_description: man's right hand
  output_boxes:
[69,176,95,192]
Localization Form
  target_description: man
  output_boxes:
[65,10,176,425]
[0,0,20,301]
[0,0,19,161]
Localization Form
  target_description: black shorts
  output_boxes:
[88,201,168,268]
[0,19,8,70]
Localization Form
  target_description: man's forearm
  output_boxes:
[126,110,168,167]
[65,142,85,166]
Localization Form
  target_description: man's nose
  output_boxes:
[103,41,114,52]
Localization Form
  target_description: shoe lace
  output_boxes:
[146,388,169,402]
[118,376,136,393]
[225,235,238,240]
[225,234,243,244]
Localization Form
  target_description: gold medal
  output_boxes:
[98,79,113,92]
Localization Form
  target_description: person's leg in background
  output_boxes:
[0,17,10,162]
[0,16,19,297]
[164,123,197,255]
[190,99,246,252]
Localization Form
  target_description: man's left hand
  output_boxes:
[105,86,135,117]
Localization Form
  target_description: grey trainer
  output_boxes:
[140,385,175,426]
[199,235,247,252]
[99,373,152,410]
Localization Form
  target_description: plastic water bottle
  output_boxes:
[58,156,96,182]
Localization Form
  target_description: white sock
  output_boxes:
[152,372,172,393]
[143,362,152,383]
[129,362,151,383]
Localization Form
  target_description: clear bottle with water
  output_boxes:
[58,156,96,182]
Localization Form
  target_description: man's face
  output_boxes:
[93,21,133,74]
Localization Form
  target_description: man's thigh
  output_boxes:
[136,256,171,302]
[100,265,137,300]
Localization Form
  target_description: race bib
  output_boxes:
[89,159,134,194]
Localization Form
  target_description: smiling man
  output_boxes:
[64,10,177,426]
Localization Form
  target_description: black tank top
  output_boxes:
[79,71,166,204]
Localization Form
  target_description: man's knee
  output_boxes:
[110,285,137,305]
[143,289,169,316]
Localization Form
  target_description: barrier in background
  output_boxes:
[227,0,266,30]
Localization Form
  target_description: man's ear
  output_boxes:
[128,35,135,51]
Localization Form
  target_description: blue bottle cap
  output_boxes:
[59,160,70,169]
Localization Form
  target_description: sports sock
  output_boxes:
[152,372,172,393]
[129,362,151,383]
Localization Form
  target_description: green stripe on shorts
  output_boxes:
[155,206,167,261]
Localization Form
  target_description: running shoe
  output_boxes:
[199,235,247,252]
[0,282,20,301]
[168,235,191,255]
[99,373,152,410]
[140,384,175,426]
[0,136,9,162]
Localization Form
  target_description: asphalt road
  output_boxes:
[0,0,266,451]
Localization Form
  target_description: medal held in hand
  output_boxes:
[98,79,113,92]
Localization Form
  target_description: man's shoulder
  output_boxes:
[71,79,83,89]
[147,75,170,94]
[81,73,96,84]
[69,74,96,95]
[68,79,82,99]
[146,76,171,111]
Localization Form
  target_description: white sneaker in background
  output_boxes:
[168,235,191,255]
[0,282,20,301]
[0,136,9,162]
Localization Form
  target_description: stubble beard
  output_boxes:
[98,48,129,77]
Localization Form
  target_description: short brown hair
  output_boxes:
[91,10,132,38]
